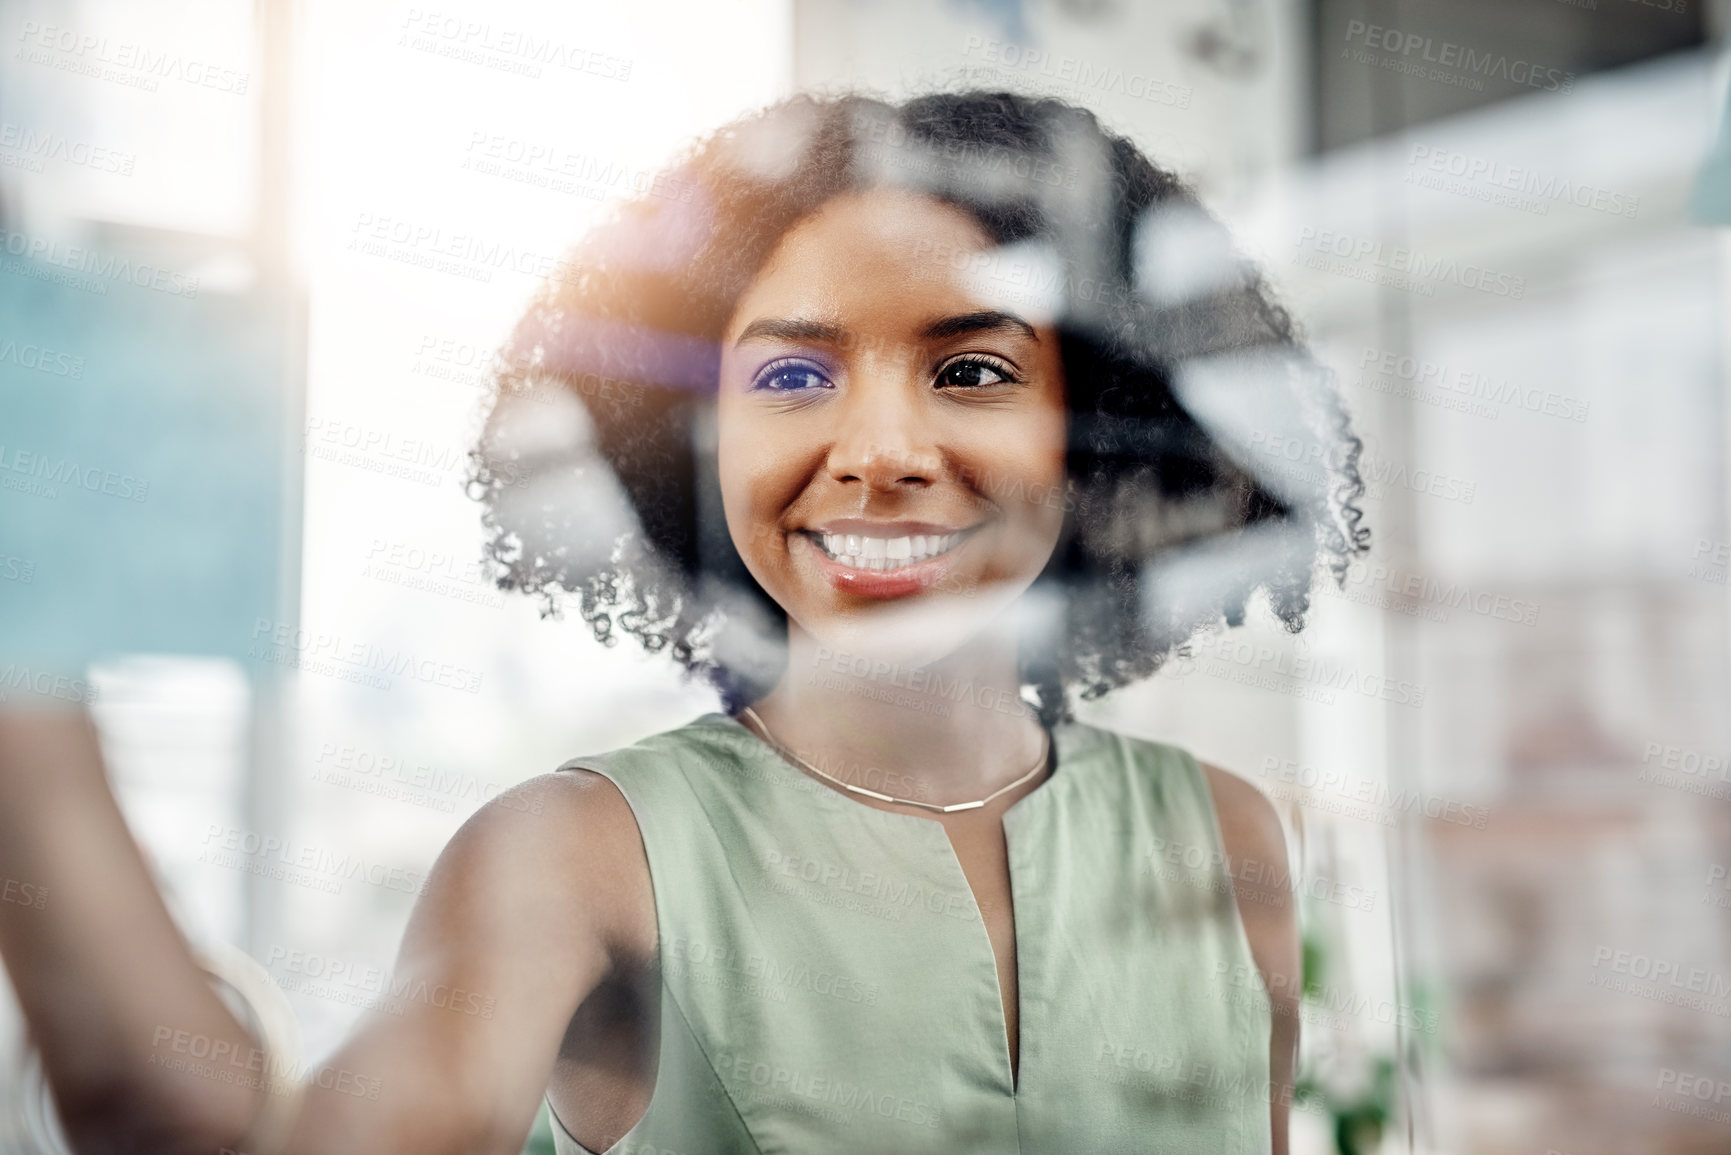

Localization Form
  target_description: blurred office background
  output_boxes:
[2,0,1729,1152]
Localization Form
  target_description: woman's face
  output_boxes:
[717,187,1069,666]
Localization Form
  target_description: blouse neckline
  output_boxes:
[706,709,1078,830]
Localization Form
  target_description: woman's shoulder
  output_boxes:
[1080,722,1298,1010]
[1075,720,1286,862]
[552,711,742,776]
[444,766,657,965]
[1193,758,1288,874]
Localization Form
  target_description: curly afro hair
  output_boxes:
[466,90,1370,726]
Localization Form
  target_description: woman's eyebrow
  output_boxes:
[730,310,1039,350]
[733,317,849,347]
[920,310,1039,343]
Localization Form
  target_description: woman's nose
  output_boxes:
[824,373,941,491]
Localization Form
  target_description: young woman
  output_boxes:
[0,91,1367,1155]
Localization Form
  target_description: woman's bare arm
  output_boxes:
[0,706,648,1155]
[1203,761,1302,1155]
[0,707,265,1152]
[278,765,651,1155]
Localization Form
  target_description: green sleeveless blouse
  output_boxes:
[547,711,1272,1155]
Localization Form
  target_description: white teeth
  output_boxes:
[814,531,966,570]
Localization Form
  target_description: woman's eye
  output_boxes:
[937,358,1017,389]
[752,360,833,392]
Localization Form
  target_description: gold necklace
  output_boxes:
[737,705,1051,814]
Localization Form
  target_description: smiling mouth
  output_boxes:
[804,529,974,571]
